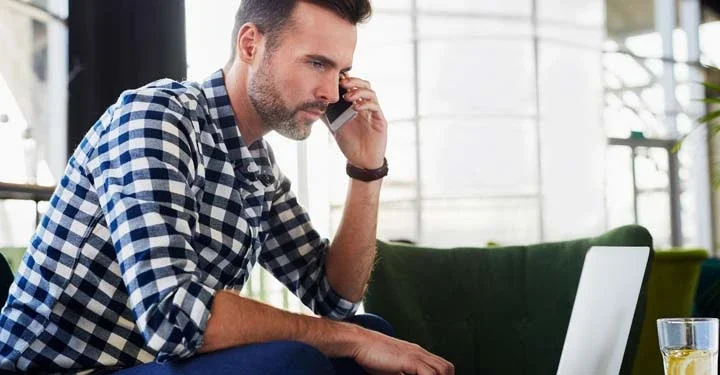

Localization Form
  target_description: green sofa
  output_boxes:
[634,248,708,374]
[364,225,707,374]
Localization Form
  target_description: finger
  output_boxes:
[367,371,403,375]
[343,88,378,103]
[352,101,383,115]
[400,359,434,375]
[419,351,454,375]
[423,356,454,375]
[341,76,371,90]
[416,362,438,375]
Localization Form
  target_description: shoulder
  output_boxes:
[91,79,206,157]
[116,78,205,115]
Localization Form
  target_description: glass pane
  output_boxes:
[634,147,669,191]
[373,0,412,11]
[418,15,533,40]
[637,192,671,248]
[383,121,417,200]
[0,200,36,247]
[603,106,649,139]
[681,191,698,247]
[538,0,604,27]
[265,133,300,185]
[185,0,238,80]
[700,22,720,65]
[421,198,540,247]
[331,202,419,243]
[417,0,531,17]
[0,5,66,185]
[380,202,418,243]
[329,121,417,205]
[241,266,311,314]
[358,14,412,45]
[418,18,534,117]
[678,144,700,247]
[606,146,635,229]
[419,118,539,198]
[538,24,604,47]
[354,42,415,122]
[539,42,606,240]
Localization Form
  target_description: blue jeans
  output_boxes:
[112,314,394,375]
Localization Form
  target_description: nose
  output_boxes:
[315,74,341,104]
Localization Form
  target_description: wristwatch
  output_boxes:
[346,158,388,182]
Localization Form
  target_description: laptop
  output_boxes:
[556,246,652,375]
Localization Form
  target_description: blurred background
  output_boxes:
[2,0,720,311]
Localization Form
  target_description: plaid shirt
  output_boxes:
[0,70,359,373]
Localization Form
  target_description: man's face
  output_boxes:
[247,2,357,140]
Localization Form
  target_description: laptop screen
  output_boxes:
[556,246,651,375]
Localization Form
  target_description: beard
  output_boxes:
[248,58,327,141]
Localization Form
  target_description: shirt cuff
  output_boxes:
[318,277,361,320]
[153,281,216,363]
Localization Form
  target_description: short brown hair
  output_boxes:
[227,0,372,65]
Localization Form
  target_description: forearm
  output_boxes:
[326,178,382,302]
[199,290,361,357]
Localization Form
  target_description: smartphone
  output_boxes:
[321,85,357,134]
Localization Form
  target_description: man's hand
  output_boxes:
[333,75,387,170]
[350,326,455,375]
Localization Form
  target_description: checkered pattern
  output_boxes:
[0,70,359,373]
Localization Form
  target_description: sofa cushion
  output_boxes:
[364,225,654,374]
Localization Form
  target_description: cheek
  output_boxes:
[280,76,314,104]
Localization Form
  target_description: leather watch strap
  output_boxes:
[346,158,388,182]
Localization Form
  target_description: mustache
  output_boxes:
[296,102,328,113]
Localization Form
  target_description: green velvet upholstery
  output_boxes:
[631,249,708,375]
[694,258,720,318]
[364,225,655,374]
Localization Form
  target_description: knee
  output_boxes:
[280,341,335,375]
[344,314,395,337]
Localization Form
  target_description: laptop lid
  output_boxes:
[556,246,652,375]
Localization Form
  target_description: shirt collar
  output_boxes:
[201,69,275,184]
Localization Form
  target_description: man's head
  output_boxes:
[227,0,372,140]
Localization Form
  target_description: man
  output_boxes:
[0,0,454,374]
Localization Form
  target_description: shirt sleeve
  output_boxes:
[259,166,360,320]
[86,89,215,362]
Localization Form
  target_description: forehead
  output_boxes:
[279,2,357,64]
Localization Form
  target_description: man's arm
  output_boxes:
[325,75,388,302]
[199,290,454,375]
[326,178,381,302]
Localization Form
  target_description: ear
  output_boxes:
[236,23,264,64]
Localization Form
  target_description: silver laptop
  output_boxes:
[556,246,652,375]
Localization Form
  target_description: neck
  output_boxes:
[223,63,268,145]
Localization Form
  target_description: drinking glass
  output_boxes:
[657,318,719,375]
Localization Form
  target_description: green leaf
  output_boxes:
[698,110,720,124]
[672,141,683,153]
[702,81,720,93]
[697,98,720,105]
[672,132,689,153]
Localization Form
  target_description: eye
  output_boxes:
[309,60,325,70]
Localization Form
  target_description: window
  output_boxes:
[0,0,67,248]
[186,0,608,309]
